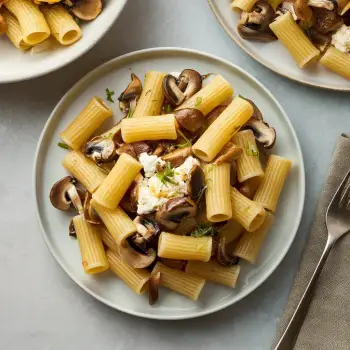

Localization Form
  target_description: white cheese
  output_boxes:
[137,156,200,215]
[332,25,350,53]
[139,152,165,178]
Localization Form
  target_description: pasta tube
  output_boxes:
[230,187,266,232]
[5,0,50,45]
[42,5,82,45]
[193,96,253,162]
[158,232,212,262]
[204,163,232,222]
[152,262,205,301]
[269,12,320,68]
[92,153,142,209]
[319,46,350,80]
[73,214,109,274]
[121,114,177,143]
[100,226,118,252]
[177,74,234,116]
[91,199,137,246]
[2,9,31,50]
[62,151,106,193]
[107,249,150,294]
[132,71,166,118]
[232,130,264,182]
[232,212,274,263]
[253,155,292,212]
[60,97,112,150]
[231,0,257,12]
[186,259,240,288]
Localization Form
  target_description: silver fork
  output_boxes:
[274,168,350,350]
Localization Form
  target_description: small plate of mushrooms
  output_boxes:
[0,0,128,83]
[34,48,304,319]
[208,0,350,90]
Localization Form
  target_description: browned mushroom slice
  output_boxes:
[159,258,187,270]
[206,105,227,126]
[84,136,117,163]
[119,243,156,269]
[243,118,276,149]
[244,98,263,121]
[306,28,331,51]
[293,0,313,21]
[215,237,239,267]
[152,141,177,157]
[132,216,161,251]
[50,176,84,214]
[132,141,151,157]
[116,143,137,158]
[83,192,101,224]
[187,165,205,202]
[213,142,243,165]
[172,217,198,235]
[118,73,143,115]
[308,0,335,10]
[174,108,205,133]
[163,74,186,106]
[236,176,261,199]
[149,272,161,305]
[120,174,143,213]
[71,0,102,21]
[161,147,193,167]
[155,197,198,231]
[238,1,277,42]
[177,69,203,99]
[0,14,7,34]
[312,8,343,33]
[69,219,76,238]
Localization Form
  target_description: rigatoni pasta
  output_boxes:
[73,214,109,274]
[231,0,257,12]
[60,97,112,150]
[152,262,205,300]
[193,96,253,162]
[186,259,240,288]
[320,47,350,80]
[92,153,142,209]
[253,155,292,212]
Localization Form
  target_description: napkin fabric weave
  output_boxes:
[274,134,350,350]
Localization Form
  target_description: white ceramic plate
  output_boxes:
[208,0,350,91]
[0,0,127,83]
[34,48,305,320]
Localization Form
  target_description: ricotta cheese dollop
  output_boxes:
[137,153,200,215]
[331,25,350,53]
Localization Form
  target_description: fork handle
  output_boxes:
[274,236,335,350]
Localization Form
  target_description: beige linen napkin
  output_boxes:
[273,134,350,350]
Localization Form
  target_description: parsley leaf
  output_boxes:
[191,223,217,237]
[165,104,173,114]
[157,162,178,186]
[126,108,134,118]
[106,88,115,103]
[58,142,70,150]
[176,129,192,148]
[195,97,202,107]
[246,142,259,157]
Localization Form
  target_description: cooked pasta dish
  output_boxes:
[0,0,102,52]
[49,69,292,304]
[231,0,350,79]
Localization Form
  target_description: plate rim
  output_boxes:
[0,0,128,84]
[33,47,306,320]
[207,0,350,92]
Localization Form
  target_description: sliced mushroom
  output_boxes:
[118,73,143,114]
[0,14,7,35]
[306,27,331,51]
[155,197,198,230]
[308,0,335,10]
[159,258,187,270]
[177,69,203,99]
[213,142,243,164]
[242,118,276,149]
[120,173,143,213]
[312,8,343,33]
[83,192,101,225]
[294,0,313,21]
[84,136,117,163]
[174,108,205,133]
[187,165,205,202]
[238,1,277,42]
[215,237,240,267]
[50,176,84,214]
[163,74,185,106]
[119,243,156,269]
[71,0,102,21]
[277,0,298,20]
[172,217,198,235]
[236,176,261,199]
[69,219,76,238]
[206,105,227,126]
[149,272,161,305]
[117,141,151,159]
[152,141,177,157]
[132,216,161,251]
[161,147,193,168]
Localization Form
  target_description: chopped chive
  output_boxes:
[58,142,70,150]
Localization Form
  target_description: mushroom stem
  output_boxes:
[67,185,84,215]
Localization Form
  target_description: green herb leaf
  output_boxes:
[176,129,192,149]
[157,162,178,186]
[246,142,259,157]
[165,104,173,114]
[74,17,80,25]
[58,142,70,150]
[195,97,202,107]
[190,223,217,237]
[106,88,115,103]
[126,108,134,118]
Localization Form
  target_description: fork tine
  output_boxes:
[339,181,350,208]
[328,169,350,208]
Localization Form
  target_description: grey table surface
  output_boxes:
[0,0,349,349]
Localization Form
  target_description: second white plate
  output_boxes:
[34,47,305,320]
[208,0,350,91]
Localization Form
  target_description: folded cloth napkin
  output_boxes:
[273,134,350,350]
